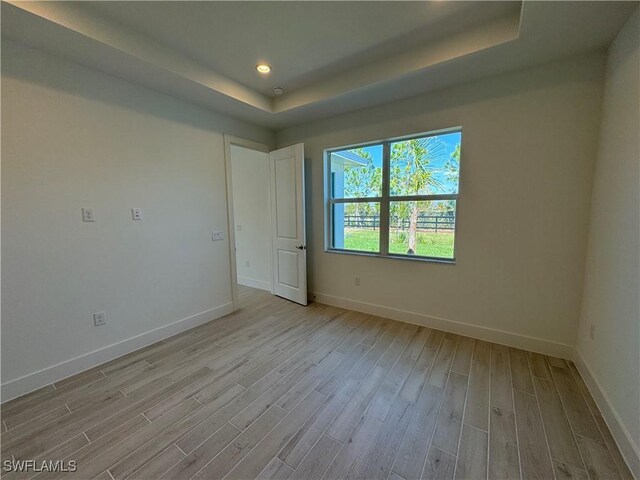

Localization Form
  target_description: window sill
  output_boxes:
[324,248,456,265]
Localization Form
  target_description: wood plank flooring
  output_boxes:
[0,286,632,480]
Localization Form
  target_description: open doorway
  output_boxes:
[230,144,271,291]
[225,136,308,309]
[225,136,273,308]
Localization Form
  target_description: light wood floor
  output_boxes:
[1,286,632,480]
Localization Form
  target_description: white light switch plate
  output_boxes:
[82,208,95,222]
[131,208,143,221]
[212,231,224,241]
[93,311,106,327]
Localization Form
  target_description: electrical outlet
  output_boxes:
[245,260,250,268]
[82,208,95,222]
[93,311,106,327]
[354,276,361,286]
[590,323,596,340]
[212,231,224,241]
[131,208,143,221]
[236,225,242,231]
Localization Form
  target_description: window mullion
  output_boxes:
[326,153,333,249]
[331,197,383,204]
[379,141,391,255]
[389,194,458,202]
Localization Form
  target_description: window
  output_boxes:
[326,129,461,261]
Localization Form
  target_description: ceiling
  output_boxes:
[81,1,521,96]
[2,1,637,129]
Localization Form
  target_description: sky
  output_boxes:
[339,131,461,195]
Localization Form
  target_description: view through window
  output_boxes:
[327,129,461,261]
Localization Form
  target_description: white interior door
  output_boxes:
[269,143,307,305]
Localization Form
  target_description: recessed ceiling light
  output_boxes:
[256,64,271,74]
[273,86,285,96]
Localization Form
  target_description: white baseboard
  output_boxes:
[573,348,639,479]
[238,276,271,292]
[310,291,574,358]
[1,303,234,403]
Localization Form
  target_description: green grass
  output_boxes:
[343,228,454,259]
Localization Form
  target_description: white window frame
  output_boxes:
[324,128,461,263]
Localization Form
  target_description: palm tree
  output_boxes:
[391,137,447,253]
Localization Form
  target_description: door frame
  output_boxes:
[223,134,274,311]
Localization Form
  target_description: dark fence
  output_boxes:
[343,213,455,232]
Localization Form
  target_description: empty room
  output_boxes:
[1,1,639,479]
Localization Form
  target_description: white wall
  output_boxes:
[230,145,271,291]
[277,52,606,356]
[1,39,273,400]
[575,8,640,476]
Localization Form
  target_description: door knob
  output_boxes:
[295,245,306,250]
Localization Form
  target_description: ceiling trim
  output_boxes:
[3,1,521,117]
[3,1,274,112]
[273,11,521,113]
[3,1,636,129]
